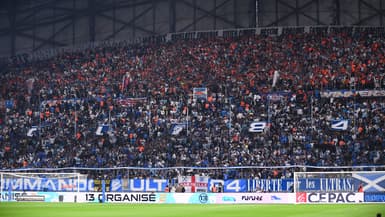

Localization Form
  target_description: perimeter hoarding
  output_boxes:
[0,192,374,204]
[0,192,294,204]
[81,192,294,204]
[295,192,364,204]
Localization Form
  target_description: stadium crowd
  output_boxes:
[0,27,385,180]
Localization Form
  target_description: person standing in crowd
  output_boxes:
[358,183,364,192]
[211,184,217,193]
[217,183,223,193]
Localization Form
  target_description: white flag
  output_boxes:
[272,70,280,87]
[27,126,38,137]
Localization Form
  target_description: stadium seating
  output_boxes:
[0,28,384,179]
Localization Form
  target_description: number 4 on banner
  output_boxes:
[331,120,348,131]
[226,180,241,192]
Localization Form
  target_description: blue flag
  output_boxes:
[96,124,109,135]
[170,123,187,135]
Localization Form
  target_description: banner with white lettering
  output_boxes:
[115,97,147,107]
[321,90,385,98]
[331,120,348,131]
[3,177,382,193]
[248,122,267,133]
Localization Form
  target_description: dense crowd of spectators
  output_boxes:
[0,28,385,180]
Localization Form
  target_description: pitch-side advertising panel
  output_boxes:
[295,192,364,204]
[0,191,294,204]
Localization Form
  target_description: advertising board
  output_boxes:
[296,192,364,204]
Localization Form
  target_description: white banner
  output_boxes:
[79,192,293,204]
[3,192,369,204]
[296,192,364,204]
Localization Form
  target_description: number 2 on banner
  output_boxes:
[226,180,241,192]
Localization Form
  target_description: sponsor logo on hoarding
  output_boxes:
[241,195,263,201]
[85,193,156,202]
[222,196,236,202]
[271,195,281,200]
[307,192,361,203]
[158,193,167,203]
[199,193,208,203]
[296,192,307,203]
[364,193,385,202]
